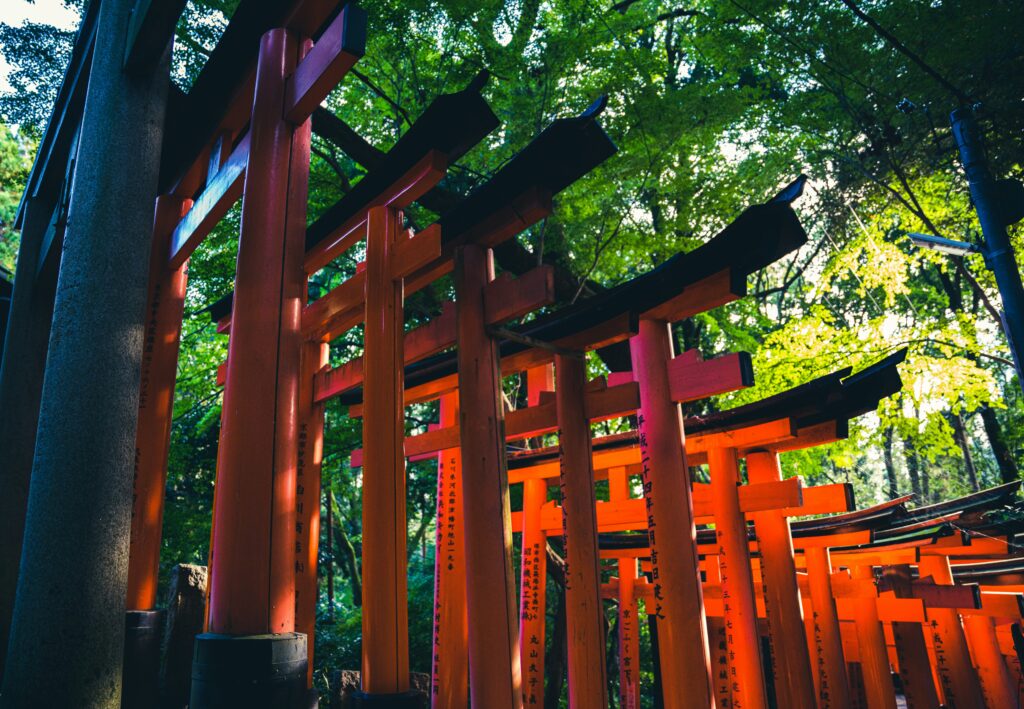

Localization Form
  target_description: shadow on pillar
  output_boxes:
[122,609,165,708]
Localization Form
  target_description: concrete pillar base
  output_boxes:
[189,632,307,709]
[350,690,425,708]
[121,609,165,708]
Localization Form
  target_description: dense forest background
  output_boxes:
[2,0,1023,704]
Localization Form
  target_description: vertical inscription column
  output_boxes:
[192,27,312,708]
[609,467,641,709]
[746,451,816,708]
[918,555,986,707]
[431,392,469,709]
[519,365,552,707]
[122,195,192,707]
[707,446,769,709]
[629,318,715,708]
[555,353,609,708]
[804,545,852,709]
[454,244,523,709]
[359,204,413,699]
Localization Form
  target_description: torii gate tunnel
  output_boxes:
[2,2,1024,709]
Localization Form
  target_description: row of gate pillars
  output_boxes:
[12,5,1024,709]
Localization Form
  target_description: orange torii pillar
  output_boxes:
[555,354,609,707]
[431,392,469,708]
[454,244,523,708]
[629,319,715,708]
[519,366,553,707]
[746,451,816,708]
[295,339,329,686]
[609,467,641,709]
[193,28,312,707]
[850,565,897,708]
[964,615,1016,708]
[918,556,986,707]
[358,204,420,703]
[706,446,769,708]
[706,556,733,708]
[122,195,191,706]
[882,565,941,708]
[804,545,853,709]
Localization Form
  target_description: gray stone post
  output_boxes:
[0,0,170,703]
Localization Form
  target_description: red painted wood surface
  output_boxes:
[519,365,552,707]
[707,446,769,709]
[629,318,715,708]
[296,339,328,686]
[805,546,852,709]
[360,205,410,693]
[555,354,608,708]
[207,28,309,635]
[746,451,816,708]
[963,615,1016,708]
[850,565,897,709]
[431,393,468,709]
[918,555,987,707]
[610,467,641,709]
[284,4,362,123]
[519,477,548,707]
[454,245,523,708]
[126,195,192,611]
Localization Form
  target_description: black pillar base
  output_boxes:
[189,632,307,709]
[350,690,425,708]
[122,609,165,709]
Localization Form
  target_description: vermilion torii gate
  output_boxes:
[5,2,1024,708]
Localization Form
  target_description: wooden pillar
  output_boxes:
[555,354,608,708]
[126,195,192,612]
[851,565,896,709]
[454,244,522,708]
[206,26,310,636]
[431,392,469,709]
[610,468,641,709]
[296,339,329,685]
[918,556,986,708]
[519,477,548,707]
[805,546,852,709]
[360,205,410,694]
[519,365,551,707]
[882,565,941,708]
[964,615,1016,709]
[746,451,816,708]
[629,318,714,708]
[707,446,769,709]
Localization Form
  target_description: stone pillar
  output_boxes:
[0,196,58,680]
[0,0,170,702]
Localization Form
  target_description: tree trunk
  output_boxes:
[951,412,980,491]
[980,405,1019,484]
[330,491,362,607]
[326,488,335,620]
[883,428,899,499]
[903,437,924,502]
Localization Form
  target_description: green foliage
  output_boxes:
[0,121,32,271]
